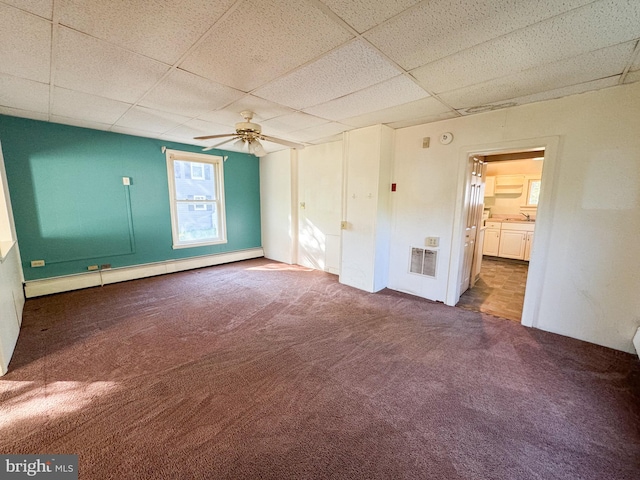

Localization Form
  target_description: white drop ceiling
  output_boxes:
[0,0,638,154]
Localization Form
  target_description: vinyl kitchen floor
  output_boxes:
[457,256,529,322]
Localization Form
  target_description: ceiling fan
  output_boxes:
[194,111,305,157]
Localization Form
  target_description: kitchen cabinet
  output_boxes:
[483,220,535,260]
[494,175,524,194]
[524,231,534,261]
[482,221,501,256]
[484,176,495,197]
[498,230,527,259]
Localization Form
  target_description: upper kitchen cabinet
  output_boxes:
[494,174,525,194]
[483,156,544,219]
[484,176,495,197]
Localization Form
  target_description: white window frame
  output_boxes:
[526,178,541,206]
[165,149,227,249]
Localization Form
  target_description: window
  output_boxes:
[165,149,226,248]
[527,179,541,206]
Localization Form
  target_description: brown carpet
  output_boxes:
[1,258,639,479]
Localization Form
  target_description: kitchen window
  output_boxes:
[527,179,541,206]
[165,149,226,249]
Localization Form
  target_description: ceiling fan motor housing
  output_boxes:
[235,121,261,134]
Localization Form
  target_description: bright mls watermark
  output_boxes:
[1,455,78,479]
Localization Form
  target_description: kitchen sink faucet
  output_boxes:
[520,212,531,221]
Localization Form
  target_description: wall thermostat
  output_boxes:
[439,132,453,144]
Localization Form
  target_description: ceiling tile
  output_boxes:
[388,111,459,129]
[457,77,621,115]
[253,40,400,110]
[50,115,111,131]
[56,0,237,64]
[440,42,634,109]
[52,87,132,124]
[0,73,49,113]
[364,0,594,70]
[55,27,170,103]
[624,70,640,84]
[413,0,640,95]
[110,125,166,139]
[114,106,192,134]
[139,69,245,118]
[303,75,429,121]
[179,0,354,92]
[165,118,232,143]
[2,0,53,19]
[0,106,49,122]
[287,122,350,142]
[632,49,640,70]
[260,112,328,135]
[320,0,421,33]
[341,96,455,128]
[198,95,296,127]
[0,4,51,83]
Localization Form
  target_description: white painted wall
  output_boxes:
[297,141,343,274]
[388,82,640,353]
[0,143,24,375]
[260,149,295,264]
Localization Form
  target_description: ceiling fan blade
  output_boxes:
[202,136,239,151]
[193,133,236,141]
[259,134,305,149]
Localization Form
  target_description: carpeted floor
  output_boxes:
[1,258,639,479]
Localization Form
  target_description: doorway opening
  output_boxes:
[457,148,545,322]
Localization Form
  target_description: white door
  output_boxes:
[297,142,343,274]
[460,156,486,295]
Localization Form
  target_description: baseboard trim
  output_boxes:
[24,248,264,298]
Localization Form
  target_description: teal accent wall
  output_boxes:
[0,115,262,281]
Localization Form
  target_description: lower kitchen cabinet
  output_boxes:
[482,225,501,256]
[524,231,534,261]
[484,220,535,260]
[498,230,527,259]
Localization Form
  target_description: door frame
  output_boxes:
[446,136,560,329]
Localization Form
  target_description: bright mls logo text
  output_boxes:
[1,455,78,479]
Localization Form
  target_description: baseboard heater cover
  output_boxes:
[24,248,264,298]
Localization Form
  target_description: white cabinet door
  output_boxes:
[498,230,527,259]
[524,231,534,261]
[484,176,495,197]
[482,228,500,256]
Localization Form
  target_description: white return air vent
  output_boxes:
[410,247,437,277]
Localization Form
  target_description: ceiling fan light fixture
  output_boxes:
[233,137,245,150]
[253,139,266,157]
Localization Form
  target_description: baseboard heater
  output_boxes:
[23,248,264,298]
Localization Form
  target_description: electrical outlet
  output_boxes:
[31,260,45,267]
[88,265,99,271]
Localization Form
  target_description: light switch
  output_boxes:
[426,237,439,248]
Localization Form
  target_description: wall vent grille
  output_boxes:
[410,247,437,277]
